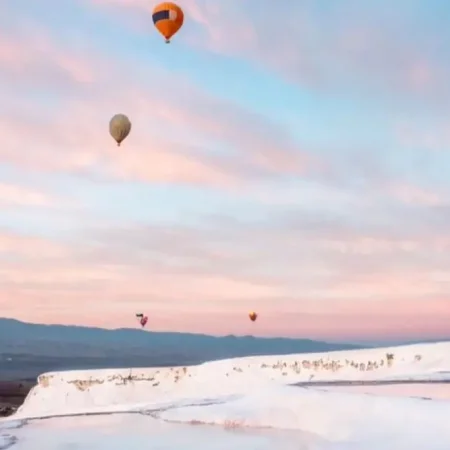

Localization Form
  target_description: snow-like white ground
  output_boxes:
[1,341,450,449]
[317,382,450,399]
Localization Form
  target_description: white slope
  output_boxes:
[0,435,15,450]
[317,382,450,399]
[0,415,324,450]
[2,342,450,449]
[13,341,450,419]
[3,384,450,449]
[156,385,450,442]
[0,420,19,450]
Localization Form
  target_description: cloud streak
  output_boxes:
[3,202,450,340]
[0,183,56,207]
[0,19,315,189]
[91,0,450,106]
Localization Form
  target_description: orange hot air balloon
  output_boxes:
[249,311,257,322]
[152,2,184,43]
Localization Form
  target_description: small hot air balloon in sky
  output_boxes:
[152,2,184,43]
[136,313,148,328]
[249,311,258,322]
[109,114,131,146]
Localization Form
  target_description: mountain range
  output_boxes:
[0,318,363,380]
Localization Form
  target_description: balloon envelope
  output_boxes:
[109,114,131,146]
[152,2,184,43]
[248,312,257,322]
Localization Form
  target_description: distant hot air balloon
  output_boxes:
[249,311,257,322]
[109,114,131,146]
[135,313,148,328]
[152,2,184,43]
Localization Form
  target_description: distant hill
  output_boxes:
[0,318,364,380]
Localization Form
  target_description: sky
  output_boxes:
[1,0,450,342]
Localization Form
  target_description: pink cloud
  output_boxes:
[384,183,448,207]
[0,182,56,207]
[0,29,95,89]
[0,24,314,188]
[0,231,68,258]
[0,228,285,333]
[2,216,450,341]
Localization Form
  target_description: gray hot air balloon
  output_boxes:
[109,114,131,146]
